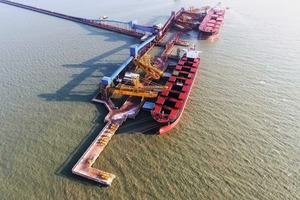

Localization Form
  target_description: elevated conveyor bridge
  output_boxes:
[0,0,157,38]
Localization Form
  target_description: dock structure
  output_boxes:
[72,94,144,185]
[1,0,210,186]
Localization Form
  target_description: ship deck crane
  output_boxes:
[133,54,164,80]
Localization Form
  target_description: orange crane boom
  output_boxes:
[133,54,164,80]
[108,74,168,99]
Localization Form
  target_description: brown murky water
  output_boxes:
[0,0,299,199]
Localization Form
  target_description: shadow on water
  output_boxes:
[37,25,138,186]
[116,110,161,135]
[39,25,136,102]
[38,23,159,186]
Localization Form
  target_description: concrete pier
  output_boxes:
[72,122,119,185]
[72,94,143,185]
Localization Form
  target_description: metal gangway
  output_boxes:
[72,122,119,186]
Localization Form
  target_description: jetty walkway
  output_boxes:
[72,94,143,185]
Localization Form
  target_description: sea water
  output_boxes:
[0,0,300,199]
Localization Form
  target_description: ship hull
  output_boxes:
[151,49,201,134]
[158,60,200,134]
[198,31,220,40]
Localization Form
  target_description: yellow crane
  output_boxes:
[108,74,168,100]
[133,54,164,80]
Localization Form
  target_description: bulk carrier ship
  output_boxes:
[198,3,225,39]
[151,47,201,134]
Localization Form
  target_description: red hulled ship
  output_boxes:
[198,4,225,39]
[151,47,201,134]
